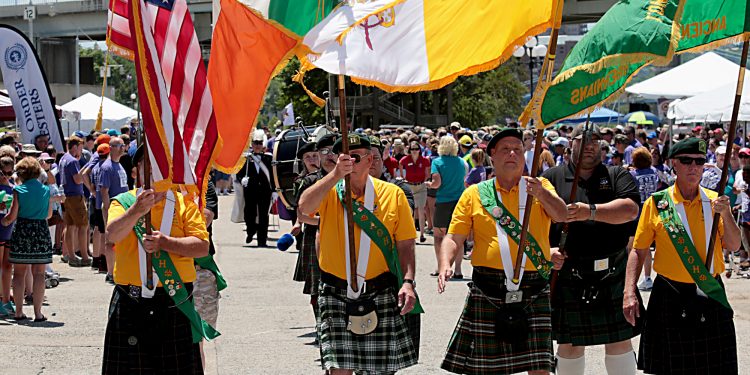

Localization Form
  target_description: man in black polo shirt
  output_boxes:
[542,124,642,375]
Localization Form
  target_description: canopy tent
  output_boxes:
[667,74,750,124]
[59,93,137,134]
[558,107,622,124]
[0,90,12,121]
[626,52,748,100]
[624,111,660,125]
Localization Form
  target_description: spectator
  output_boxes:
[464,148,487,187]
[0,156,14,317]
[59,136,90,267]
[99,137,130,284]
[2,157,53,322]
[399,141,431,243]
[427,136,467,279]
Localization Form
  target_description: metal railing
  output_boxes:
[380,99,414,123]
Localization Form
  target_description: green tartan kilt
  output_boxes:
[293,225,320,297]
[553,252,643,346]
[317,280,417,373]
[442,270,554,375]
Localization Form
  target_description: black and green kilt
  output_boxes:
[442,267,554,375]
[317,275,417,373]
[102,284,202,375]
[553,250,643,346]
[293,225,321,296]
[638,275,737,375]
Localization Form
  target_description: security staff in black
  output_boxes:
[236,132,274,247]
[541,124,643,375]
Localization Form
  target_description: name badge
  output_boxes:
[505,290,523,304]
[594,258,609,272]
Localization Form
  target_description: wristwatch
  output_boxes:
[588,203,597,222]
[403,279,416,288]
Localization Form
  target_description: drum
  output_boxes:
[272,129,307,209]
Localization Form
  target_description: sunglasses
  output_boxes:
[350,153,369,163]
[740,154,750,159]
[675,156,707,166]
[252,141,263,145]
[410,148,420,151]
[319,148,334,155]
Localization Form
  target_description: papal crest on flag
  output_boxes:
[300,0,560,93]
[126,0,220,199]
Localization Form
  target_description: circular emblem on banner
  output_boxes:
[4,43,27,71]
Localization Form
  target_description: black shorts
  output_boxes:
[434,200,459,229]
[90,208,105,234]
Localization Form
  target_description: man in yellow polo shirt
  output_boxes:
[625,137,740,374]
[102,146,209,374]
[298,134,418,374]
[438,128,567,375]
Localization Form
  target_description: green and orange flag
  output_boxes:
[207,0,339,173]
[524,0,750,128]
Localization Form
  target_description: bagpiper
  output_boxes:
[438,128,567,375]
[625,137,740,374]
[542,124,643,374]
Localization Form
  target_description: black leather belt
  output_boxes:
[320,271,396,292]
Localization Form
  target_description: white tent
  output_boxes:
[668,74,750,124]
[59,93,137,134]
[626,52,748,100]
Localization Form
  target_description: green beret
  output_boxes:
[487,128,523,154]
[668,137,707,159]
[316,133,337,149]
[368,135,384,153]
[296,142,316,160]
[332,134,371,154]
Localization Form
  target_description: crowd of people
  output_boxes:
[230,119,742,374]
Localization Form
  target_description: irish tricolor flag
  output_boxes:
[301,0,559,92]
[208,0,337,173]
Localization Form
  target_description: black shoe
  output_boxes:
[245,235,253,244]
[91,257,100,270]
[105,274,115,285]
[419,235,426,243]
[257,242,268,248]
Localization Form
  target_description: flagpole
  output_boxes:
[705,40,749,271]
[141,126,154,290]
[550,114,589,298]
[337,74,358,293]
[512,0,564,283]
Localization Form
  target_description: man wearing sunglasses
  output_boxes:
[542,124,642,375]
[298,134,419,375]
[235,130,274,247]
[626,137,740,374]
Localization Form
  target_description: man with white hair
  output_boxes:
[235,130,274,246]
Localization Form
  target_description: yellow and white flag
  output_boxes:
[301,0,558,92]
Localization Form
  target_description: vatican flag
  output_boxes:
[301,0,559,92]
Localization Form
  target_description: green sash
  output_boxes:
[652,190,731,310]
[195,255,228,292]
[476,180,552,280]
[335,181,424,314]
[113,191,221,343]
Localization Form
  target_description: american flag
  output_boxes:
[118,0,219,200]
[107,0,134,60]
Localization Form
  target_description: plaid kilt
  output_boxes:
[638,276,737,375]
[317,278,417,373]
[442,268,554,375]
[553,251,643,346]
[102,284,202,375]
[293,225,320,297]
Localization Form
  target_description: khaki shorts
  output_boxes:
[407,182,427,208]
[63,195,88,226]
[194,267,220,328]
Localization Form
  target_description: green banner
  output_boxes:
[268,0,339,37]
[677,0,749,53]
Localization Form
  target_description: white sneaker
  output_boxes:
[638,277,653,291]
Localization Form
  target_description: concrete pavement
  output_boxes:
[3,193,750,374]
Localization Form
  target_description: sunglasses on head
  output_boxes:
[676,156,707,166]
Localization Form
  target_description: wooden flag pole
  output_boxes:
[512,2,563,283]
[141,127,154,290]
[337,74,358,293]
[705,40,749,270]
[549,114,589,297]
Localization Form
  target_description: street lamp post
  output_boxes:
[513,37,548,98]
[130,92,140,130]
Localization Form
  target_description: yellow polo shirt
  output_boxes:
[316,178,416,280]
[108,189,208,286]
[449,178,557,270]
[633,185,726,283]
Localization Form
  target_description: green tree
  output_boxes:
[451,64,526,129]
[271,57,330,126]
[79,47,137,107]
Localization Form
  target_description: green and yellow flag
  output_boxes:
[526,0,750,127]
